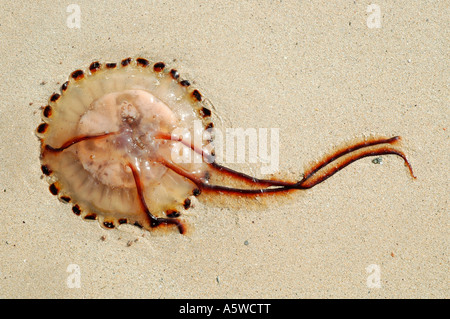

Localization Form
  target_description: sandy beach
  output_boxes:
[0,1,447,298]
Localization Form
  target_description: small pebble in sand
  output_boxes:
[372,157,383,165]
[127,238,139,247]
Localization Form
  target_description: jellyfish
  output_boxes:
[36,58,415,234]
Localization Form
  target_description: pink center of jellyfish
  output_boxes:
[77,89,190,188]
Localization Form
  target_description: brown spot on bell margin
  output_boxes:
[166,211,180,218]
[41,164,52,176]
[37,123,48,134]
[121,58,132,67]
[201,107,211,117]
[103,221,115,229]
[106,63,117,69]
[118,218,127,224]
[89,61,101,72]
[136,58,149,67]
[43,105,52,118]
[183,198,191,209]
[84,213,97,220]
[60,196,71,203]
[72,205,81,215]
[193,188,201,196]
[153,62,165,72]
[192,89,202,101]
[170,69,179,80]
[50,93,60,102]
[61,81,69,91]
[180,80,191,87]
[49,183,59,195]
[71,69,84,80]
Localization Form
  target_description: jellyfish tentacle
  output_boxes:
[159,136,415,195]
[301,136,401,181]
[154,131,294,187]
[127,162,186,234]
[44,132,118,153]
[208,162,296,187]
[297,145,416,189]
[206,137,404,187]
[160,158,294,194]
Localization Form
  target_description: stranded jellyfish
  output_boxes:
[36,58,415,234]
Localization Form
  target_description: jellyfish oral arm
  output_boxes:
[297,143,416,189]
[43,132,117,153]
[42,130,415,233]
[127,162,186,234]
[160,135,416,195]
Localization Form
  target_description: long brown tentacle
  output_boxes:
[43,132,117,153]
[301,136,401,181]
[159,158,281,195]
[44,131,415,195]
[207,137,408,187]
[154,131,288,186]
[297,145,416,189]
[156,134,415,194]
